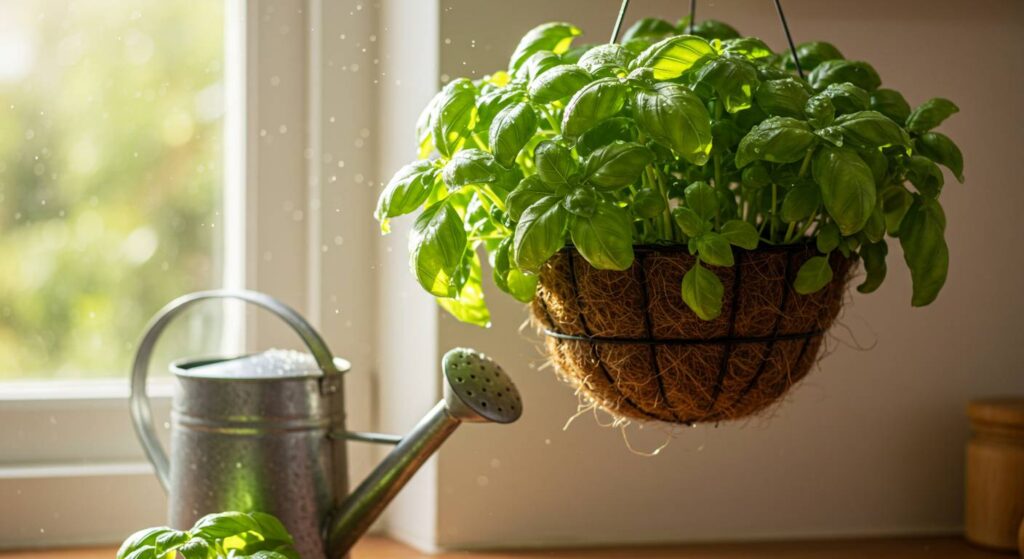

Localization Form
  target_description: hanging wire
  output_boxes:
[688,0,696,34]
[773,0,805,79]
[609,0,631,43]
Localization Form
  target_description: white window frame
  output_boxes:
[0,0,376,548]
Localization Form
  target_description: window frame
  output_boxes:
[0,0,377,547]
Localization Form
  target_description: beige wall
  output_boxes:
[382,0,1024,549]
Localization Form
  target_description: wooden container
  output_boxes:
[966,398,1024,551]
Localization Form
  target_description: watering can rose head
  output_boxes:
[376,17,962,325]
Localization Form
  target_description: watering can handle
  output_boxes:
[129,289,341,492]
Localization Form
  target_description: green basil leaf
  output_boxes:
[834,110,910,150]
[621,18,676,43]
[808,60,881,91]
[788,41,844,71]
[176,539,212,559]
[191,512,258,540]
[900,196,948,306]
[577,44,632,76]
[815,83,870,114]
[735,116,816,168]
[722,38,773,61]
[720,219,759,249]
[816,221,841,253]
[814,125,844,147]
[475,88,522,134]
[879,183,913,235]
[534,140,577,187]
[416,90,444,159]
[857,240,888,294]
[507,175,558,221]
[696,232,734,267]
[781,183,820,223]
[237,552,292,559]
[430,78,477,158]
[563,186,597,217]
[248,512,294,546]
[915,131,964,182]
[869,88,911,124]
[634,35,716,80]
[513,195,569,272]
[907,155,944,198]
[570,202,635,270]
[527,64,592,103]
[574,116,637,157]
[442,149,501,190]
[805,95,835,129]
[794,255,833,294]
[740,163,771,189]
[509,22,581,72]
[492,237,538,303]
[812,146,876,235]
[633,187,666,218]
[581,142,654,190]
[672,206,706,237]
[694,56,760,113]
[489,102,537,167]
[519,51,561,82]
[684,181,719,220]
[632,83,714,164]
[118,528,173,559]
[681,261,724,320]
[410,199,468,297]
[437,251,491,327]
[154,531,190,555]
[906,97,959,133]
[755,78,811,118]
[685,19,741,41]
[561,77,628,138]
[124,546,158,559]
[859,147,888,184]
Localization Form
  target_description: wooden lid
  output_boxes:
[968,398,1024,428]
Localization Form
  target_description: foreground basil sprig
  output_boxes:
[376,17,962,325]
[117,511,298,559]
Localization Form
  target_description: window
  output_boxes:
[0,0,227,381]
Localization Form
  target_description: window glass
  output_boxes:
[0,0,225,380]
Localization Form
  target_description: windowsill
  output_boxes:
[0,379,174,403]
[0,535,1004,558]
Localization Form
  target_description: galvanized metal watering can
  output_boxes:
[130,290,521,559]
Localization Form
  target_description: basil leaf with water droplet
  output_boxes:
[508,22,581,73]
[475,87,523,133]
[722,38,773,61]
[570,202,634,270]
[527,64,592,103]
[513,195,569,273]
[788,41,844,71]
[409,199,468,298]
[442,149,502,190]
[915,131,964,182]
[563,186,597,217]
[812,146,876,235]
[693,56,760,113]
[534,140,577,187]
[857,240,888,294]
[632,83,713,164]
[581,142,654,190]
[672,206,706,237]
[906,97,959,134]
[808,60,881,91]
[633,187,666,218]
[492,237,537,303]
[794,255,833,294]
[376,161,439,233]
[755,78,810,118]
[805,95,835,129]
[870,88,911,124]
[574,116,637,157]
[489,103,537,167]
[634,35,716,80]
[900,196,948,306]
[682,261,724,320]
[577,44,632,76]
[816,83,870,115]
[561,78,628,139]
[735,117,817,168]
[430,78,477,158]
[834,110,910,150]
[507,175,559,222]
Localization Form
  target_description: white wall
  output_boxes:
[371,0,1024,550]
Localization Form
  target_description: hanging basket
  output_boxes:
[531,245,855,424]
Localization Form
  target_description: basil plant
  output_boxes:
[376,17,962,325]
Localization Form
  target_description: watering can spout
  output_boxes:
[324,348,522,558]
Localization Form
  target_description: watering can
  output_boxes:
[129,290,521,559]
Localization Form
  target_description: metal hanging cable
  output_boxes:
[610,0,631,43]
[773,0,805,79]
